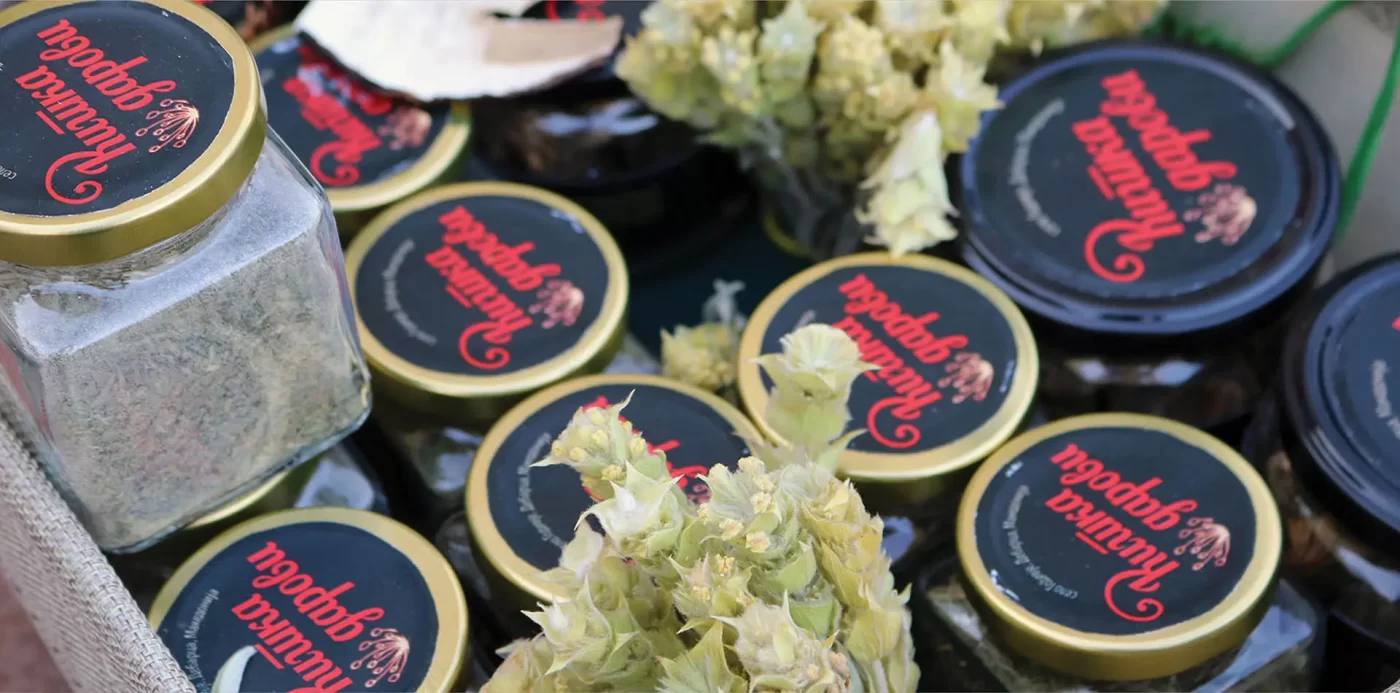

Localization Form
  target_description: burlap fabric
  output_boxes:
[0,418,192,693]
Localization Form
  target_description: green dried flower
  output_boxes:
[702,26,764,116]
[759,0,825,103]
[534,393,670,500]
[925,40,1001,153]
[658,625,747,693]
[661,323,738,393]
[859,110,958,256]
[720,597,848,692]
[949,0,1012,63]
[873,0,954,64]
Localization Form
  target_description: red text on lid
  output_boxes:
[830,273,995,450]
[15,18,196,206]
[1071,69,1254,283]
[545,0,608,21]
[1042,442,1232,624]
[231,541,410,692]
[424,206,586,371]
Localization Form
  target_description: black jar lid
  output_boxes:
[1279,254,1400,549]
[249,26,469,235]
[148,507,469,692]
[959,40,1339,348]
[0,0,265,266]
[736,253,1039,510]
[958,413,1282,681]
[343,181,628,426]
[465,374,758,605]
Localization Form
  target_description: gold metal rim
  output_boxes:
[466,374,762,604]
[148,507,469,693]
[185,468,292,530]
[0,0,266,267]
[248,25,471,216]
[735,252,1039,483]
[955,413,1283,681]
[343,181,629,407]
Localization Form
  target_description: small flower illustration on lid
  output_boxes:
[1185,183,1257,247]
[1175,516,1231,570]
[351,627,411,687]
[529,279,585,329]
[136,99,200,153]
[938,352,994,403]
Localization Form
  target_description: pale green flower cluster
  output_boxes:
[661,280,747,396]
[617,0,1162,256]
[484,325,916,692]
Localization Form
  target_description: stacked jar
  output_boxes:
[249,26,470,240]
[958,40,1339,444]
[736,253,1040,573]
[445,374,758,658]
[915,414,1322,691]
[0,0,370,552]
[466,0,748,276]
[343,181,629,532]
[1244,254,1400,691]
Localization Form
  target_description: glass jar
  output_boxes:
[958,40,1339,443]
[0,0,370,552]
[149,507,469,692]
[1243,254,1400,692]
[461,374,759,652]
[736,253,1040,572]
[250,26,470,241]
[343,181,629,530]
[913,413,1320,692]
[111,441,389,611]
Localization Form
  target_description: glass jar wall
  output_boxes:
[0,0,369,551]
[912,414,1321,691]
[1244,254,1400,691]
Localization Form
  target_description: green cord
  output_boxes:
[1149,1,1399,240]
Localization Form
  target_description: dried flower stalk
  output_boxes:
[484,324,918,691]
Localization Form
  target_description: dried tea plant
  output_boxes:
[616,0,1163,258]
[483,324,919,692]
[661,279,747,399]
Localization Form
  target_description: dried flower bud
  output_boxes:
[661,324,739,393]
[719,598,842,691]
[535,393,670,497]
[657,625,746,693]
[860,110,959,256]
[873,0,954,63]
[701,26,763,116]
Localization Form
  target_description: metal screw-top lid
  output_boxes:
[0,0,266,266]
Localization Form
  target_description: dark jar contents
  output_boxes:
[1243,254,1400,691]
[459,374,759,656]
[110,441,388,612]
[467,1,749,274]
[959,40,1340,444]
[250,26,470,241]
[148,507,469,693]
[737,253,1041,575]
[912,413,1320,691]
[343,182,629,531]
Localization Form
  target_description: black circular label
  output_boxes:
[973,427,1256,634]
[1322,280,1400,464]
[354,195,610,376]
[0,1,234,216]
[155,523,437,692]
[971,53,1301,298]
[486,383,750,572]
[759,265,1018,453]
[256,34,450,190]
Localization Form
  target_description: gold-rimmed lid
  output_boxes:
[344,181,628,425]
[736,252,1038,508]
[0,0,265,267]
[149,507,469,693]
[956,413,1282,681]
[248,26,469,229]
[466,374,760,605]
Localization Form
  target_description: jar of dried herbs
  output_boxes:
[149,507,469,692]
[343,181,629,530]
[1243,254,1400,692]
[912,413,1321,692]
[0,0,371,552]
[459,374,759,655]
[111,441,388,612]
[736,253,1040,572]
[959,41,1339,444]
[250,26,470,240]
